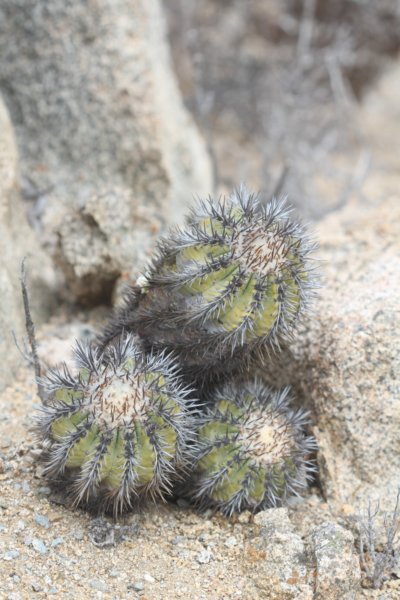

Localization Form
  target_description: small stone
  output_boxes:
[143,573,155,583]
[38,486,51,497]
[171,536,182,545]
[108,569,120,578]
[90,579,109,592]
[0,524,6,532]
[35,514,50,529]
[16,520,25,532]
[32,538,47,555]
[21,481,31,493]
[224,536,238,548]
[51,537,64,547]
[74,528,85,540]
[3,549,20,560]
[197,548,212,564]
[128,582,145,592]
[237,511,252,524]
[32,582,42,592]
[49,587,58,594]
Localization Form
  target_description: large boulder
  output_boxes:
[0,98,56,392]
[0,0,213,304]
[263,197,400,510]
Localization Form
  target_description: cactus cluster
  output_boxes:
[33,186,317,516]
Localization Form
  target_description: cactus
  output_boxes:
[35,335,195,515]
[100,187,317,380]
[184,379,316,515]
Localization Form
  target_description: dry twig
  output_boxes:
[358,488,400,589]
[19,258,46,404]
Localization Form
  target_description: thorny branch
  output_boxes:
[19,258,46,404]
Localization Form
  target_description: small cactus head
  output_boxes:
[36,335,194,515]
[185,379,316,515]
[101,187,317,378]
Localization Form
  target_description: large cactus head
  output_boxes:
[36,335,194,515]
[101,187,317,378]
[185,379,316,515]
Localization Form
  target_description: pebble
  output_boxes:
[90,579,109,592]
[35,514,50,529]
[3,549,20,560]
[197,548,212,564]
[51,537,64,547]
[31,538,47,555]
[129,581,145,592]
[21,481,31,493]
[171,536,183,545]
[74,528,85,540]
[109,569,120,578]
[31,582,42,592]
[143,573,155,583]
[37,486,51,496]
[224,536,238,548]
[16,520,25,532]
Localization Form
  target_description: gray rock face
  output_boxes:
[243,508,362,599]
[0,0,212,303]
[0,97,56,391]
[313,522,361,600]
[263,197,400,511]
[247,508,312,599]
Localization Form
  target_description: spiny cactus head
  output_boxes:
[186,379,316,516]
[117,187,317,376]
[36,335,194,515]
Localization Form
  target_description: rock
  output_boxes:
[196,548,212,564]
[312,522,361,600]
[0,97,57,393]
[3,549,20,561]
[31,538,47,555]
[244,508,312,599]
[35,514,50,529]
[89,580,109,593]
[129,581,144,592]
[0,0,213,304]
[261,197,400,511]
[242,508,363,600]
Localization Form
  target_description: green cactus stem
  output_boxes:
[100,187,317,380]
[185,379,316,515]
[35,335,195,515]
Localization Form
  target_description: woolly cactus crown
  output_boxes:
[36,335,194,515]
